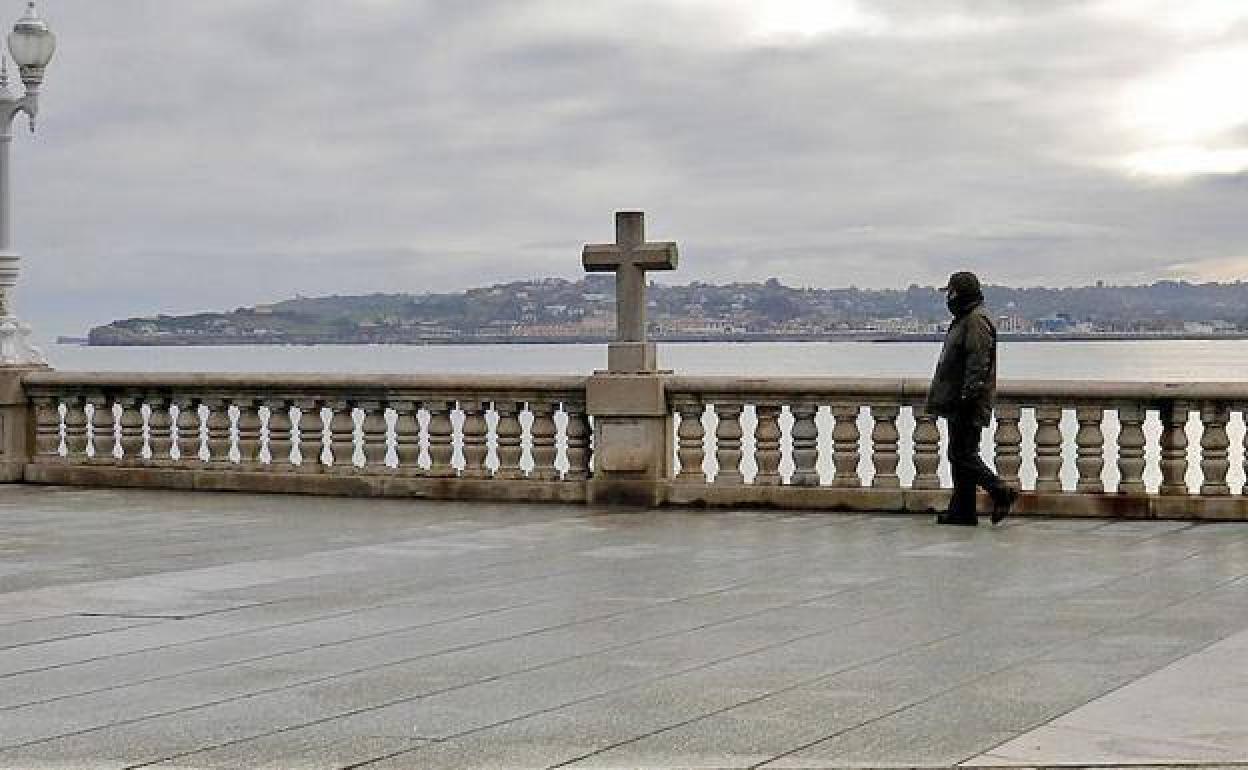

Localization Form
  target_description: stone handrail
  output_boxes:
[17,371,591,503]
[665,376,1248,519]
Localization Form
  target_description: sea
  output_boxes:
[42,339,1248,493]
[43,339,1248,381]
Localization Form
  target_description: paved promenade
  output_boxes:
[1,486,1247,769]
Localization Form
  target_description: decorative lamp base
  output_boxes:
[0,316,46,366]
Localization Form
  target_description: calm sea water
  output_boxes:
[43,339,1248,381]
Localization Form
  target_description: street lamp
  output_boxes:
[0,0,53,366]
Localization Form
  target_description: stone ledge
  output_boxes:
[22,464,587,504]
[19,464,1248,519]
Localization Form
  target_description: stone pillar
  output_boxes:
[0,367,38,481]
[586,373,671,507]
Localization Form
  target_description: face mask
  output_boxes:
[946,294,959,315]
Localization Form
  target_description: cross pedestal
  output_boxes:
[583,211,677,373]
[582,211,679,506]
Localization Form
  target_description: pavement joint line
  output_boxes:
[72,598,292,621]
[540,548,1248,769]
[0,510,859,683]
[0,566,902,740]
[133,599,924,770]
[749,562,1248,770]
[0,612,81,630]
[0,618,166,652]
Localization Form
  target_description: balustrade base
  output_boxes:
[15,465,1248,519]
[663,483,1248,521]
[667,482,909,512]
[588,477,667,508]
[22,464,587,504]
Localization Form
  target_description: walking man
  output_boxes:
[926,271,1019,526]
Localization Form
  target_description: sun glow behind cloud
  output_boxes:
[742,0,885,40]
[1123,146,1248,177]
[670,0,886,42]
[1117,45,1248,176]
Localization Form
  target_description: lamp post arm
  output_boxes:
[0,89,35,132]
[1,91,37,133]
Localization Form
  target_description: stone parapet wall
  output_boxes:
[666,376,1248,518]
[8,370,1248,519]
[17,371,592,503]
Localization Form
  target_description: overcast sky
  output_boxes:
[8,0,1248,336]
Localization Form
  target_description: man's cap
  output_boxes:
[940,271,982,294]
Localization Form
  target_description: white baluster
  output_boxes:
[870,404,900,488]
[1200,403,1230,496]
[1159,401,1189,496]
[714,402,744,485]
[1075,406,1105,494]
[1116,403,1145,495]
[675,402,706,482]
[753,404,782,486]
[1033,405,1063,493]
[911,406,941,490]
[831,404,860,488]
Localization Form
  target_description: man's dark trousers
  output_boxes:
[947,415,1005,518]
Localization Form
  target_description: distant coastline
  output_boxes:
[85,276,1248,347]
[76,331,1248,347]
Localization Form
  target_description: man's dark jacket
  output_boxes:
[926,301,997,427]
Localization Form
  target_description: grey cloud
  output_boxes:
[9,0,1248,338]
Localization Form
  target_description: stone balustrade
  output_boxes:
[665,377,1248,519]
[17,372,591,502]
[6,370,1248,518]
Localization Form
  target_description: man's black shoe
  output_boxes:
[991,486,1019,525]
[936,513,978,526]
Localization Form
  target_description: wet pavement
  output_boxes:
[1,485,1246,769]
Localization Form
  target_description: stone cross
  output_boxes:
[583,211,678,372]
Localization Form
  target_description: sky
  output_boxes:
[7,0,1248,336]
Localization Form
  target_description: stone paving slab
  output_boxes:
[0,485,1247,768]
[972,625,1248,766]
